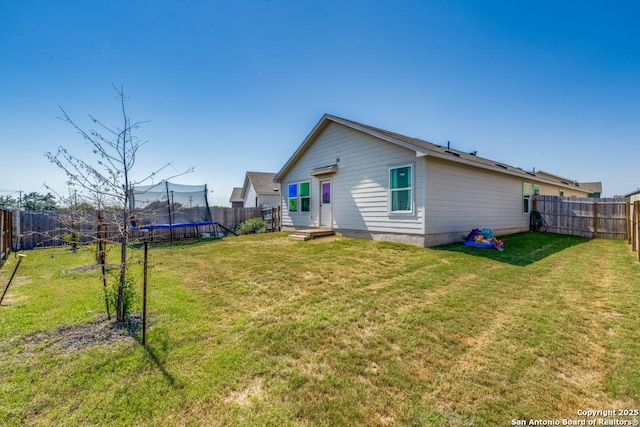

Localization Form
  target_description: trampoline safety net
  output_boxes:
[130,181,213,226]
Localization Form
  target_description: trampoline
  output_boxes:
[129,181,236,240]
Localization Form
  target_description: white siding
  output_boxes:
[243,183,258,208]
[280,122,425,234]
[425,157,529,235]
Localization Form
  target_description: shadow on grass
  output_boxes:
[130,235,226,250]
[142,344,177,386]
[436,231,591,266]
[127,315,178,386]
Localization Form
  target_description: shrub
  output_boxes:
[106,272,140,325]
[236,217,267,235]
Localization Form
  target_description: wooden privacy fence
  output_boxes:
[14,206,262,250]
[1,208,12,261]
[533,195,627,240]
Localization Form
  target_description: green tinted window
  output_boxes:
[390,166,412,212]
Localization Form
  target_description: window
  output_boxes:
[322,182,331,204]
[523,183,531,213]
[288,181,310,213]
[288,183,298,212]
[534,185,540,195]
[390,165,412,212]
[300,181,310,212]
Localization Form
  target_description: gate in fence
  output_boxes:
[261,205,281,232]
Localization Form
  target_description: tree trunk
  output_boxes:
[116,207,129,322]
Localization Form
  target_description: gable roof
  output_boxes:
[535,171,601,194]
[274,114,595,194]
[575,182,602,194]
[242,172,280,198]
[229,187,243,203]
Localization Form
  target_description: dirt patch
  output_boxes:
[64,263,119,274]
[19,316,141,353]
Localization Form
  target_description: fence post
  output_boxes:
[637,201,640,263]
[636,201,640,261]
[632,201,636,252]
[626,202,631,244]
[271,206,275,232]
[593,201,598,239]
[1,209,4,261]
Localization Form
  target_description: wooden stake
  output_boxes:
[1,254,26,305]
[142,240,148,345]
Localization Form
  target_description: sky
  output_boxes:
[1,0,639,205]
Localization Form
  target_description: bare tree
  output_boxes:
[46,86,192,322]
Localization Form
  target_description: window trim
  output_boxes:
[300,180,310,212]
[389,164,414,214]
[523,182,531,214]
[288,183,298,212]
[287,181,311,213]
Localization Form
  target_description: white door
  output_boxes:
[319,180,332,228]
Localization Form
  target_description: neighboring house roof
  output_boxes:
[229,187,243,203]
[535,171,602,194]
[242,172,280,198]
[578,182,603,194]
[274,114,594,194]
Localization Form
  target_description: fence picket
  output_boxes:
[261,205,281,232]
[13,206,263,250]
[533,195,627,240]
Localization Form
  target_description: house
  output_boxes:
[274,114,597,247]
[534,171,602,198]
[229,187,244,208]
[579,182,603,198]
[235,172,281,208]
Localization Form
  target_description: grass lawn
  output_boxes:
[1,232,639,426]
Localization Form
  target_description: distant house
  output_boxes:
[535,171,602,198]
[234,172,281,208]
[627,189,640,200]
[229,187,244,208]
[274,114,597,247]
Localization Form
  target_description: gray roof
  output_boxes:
[577,182,603,194]
[229,187,243,203]
[275,114,597,194]
[243,172,280,197]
